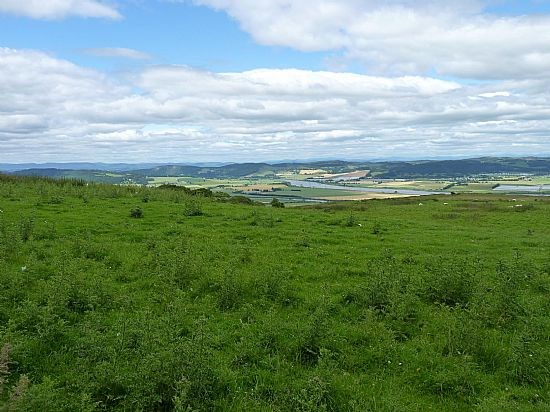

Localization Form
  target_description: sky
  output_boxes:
[1,0,550,163]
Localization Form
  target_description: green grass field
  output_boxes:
[496,177,550,185]
[1,175,549,411]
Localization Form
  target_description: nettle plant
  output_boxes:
[130,207,143,218]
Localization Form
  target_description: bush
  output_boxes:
[229,195,254,205]
[158,184,213,197]
[473,259,529,328]
[129,207,143,218]
[344,212,356,227]
[183,201,203,216]
[19,217,34,242]
[271,198,285,208]
[422,261,475,307]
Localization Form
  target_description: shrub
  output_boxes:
[183,201,203,217]
[19,217,34,242]
[271,198,285,208]
[422,261,475,307]
[0,222,18,261]
[229,195,254,205]
[344,212,356,227]
[249,210,259,226]
[472,258,531,328]
[254,268,296,306]
[213,191,231,199]
[158,184,213,197]
[129,207,143,218]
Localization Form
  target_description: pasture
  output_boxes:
[0,175,549,411]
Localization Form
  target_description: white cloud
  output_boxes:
[1,48,550,162]
[190,0,550,80]
[81,47,151,60]
[478,92,511,98]
[0,0,121,20]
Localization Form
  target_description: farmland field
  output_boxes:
[0,175,549,411]
[354,180,453,191]
[142,172,550,204]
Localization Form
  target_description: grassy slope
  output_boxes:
[0,176,549,411]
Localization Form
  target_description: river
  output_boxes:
[285,180,450,196]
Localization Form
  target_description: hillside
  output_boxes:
[0,175,549,410]
[7,157,550,183]
[377,157,550,178]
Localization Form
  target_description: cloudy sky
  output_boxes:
[1,0,550,163]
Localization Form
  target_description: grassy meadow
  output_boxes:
[0,175,549,411]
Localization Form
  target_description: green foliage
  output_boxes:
[0,175,549,410]
[18,217,34,242]
[344,211,356,227]
[422,260,476,307]
[271,197,285,208]
[129,207,143,218]
[228,195,256,205]
[158,184,213,197]
[371,221,383,234]
[182,200,203,217]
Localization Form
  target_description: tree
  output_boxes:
[271,198,285,208]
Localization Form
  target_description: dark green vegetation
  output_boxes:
[1,174,549,411]
[7,157,550,183]
[9,169,149,185]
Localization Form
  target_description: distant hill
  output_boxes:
[375,157,550,178]
[0,163,166,172]
[0,162,230,173]
[10,168,148,184]
[131,157,550,179]
[8,157,550,182]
